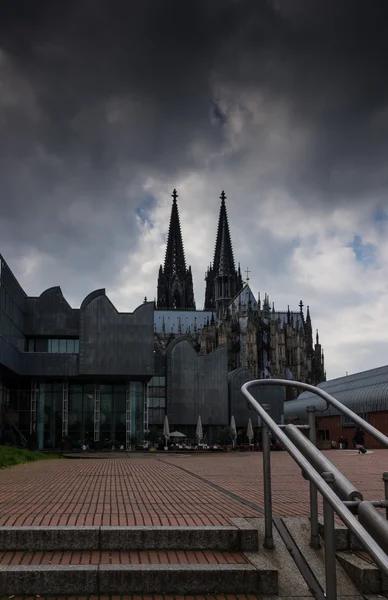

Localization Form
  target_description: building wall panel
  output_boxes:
[79,293,154,377]
[24,288,79,336]
[229,367,285,427]
[166,337,228,426]
[315,412,388,449]
[22,353,79,377]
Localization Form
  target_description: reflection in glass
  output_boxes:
[50,339,59,353]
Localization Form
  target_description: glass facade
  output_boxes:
[0,379,9,434]
[27,338,80,353]
[147,376,166,408]
[20,379,148,450]
[147,376,166,428]
[4,379,30,441]
[99,383,126,448]
[36,381,63,449]
[129,381,145,445]
[68,383,94,446]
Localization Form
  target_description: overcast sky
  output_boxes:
[1,0,388,380]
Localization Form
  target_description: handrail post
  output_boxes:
[241,381,388,576]
[307,406,320,549]
[262,403,274,549]
[383,472,388,520]
[306,405,317,446]
[322,472,337,600]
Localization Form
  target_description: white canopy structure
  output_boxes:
[169,430,186,438]
[196,416,203,443]
[230,415,237,447]
[247,417,254,443]
[163,415,170,450]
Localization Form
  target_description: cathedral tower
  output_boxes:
[204,191,243,317]
[157,189,196,309]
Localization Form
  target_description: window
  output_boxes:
[341,413,369,428]
[147,376,166,409]
[318,429,330,441]
[45,338,80,353]
[49,339,59,353]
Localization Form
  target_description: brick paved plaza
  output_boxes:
[0,449,386,527]
[0,449,387,600]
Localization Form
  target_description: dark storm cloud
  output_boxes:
[1,0,388,290]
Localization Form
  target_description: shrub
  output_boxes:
[0,446,61,469]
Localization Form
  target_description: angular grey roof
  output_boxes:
[284,364,388,421]
[229,284,259,313]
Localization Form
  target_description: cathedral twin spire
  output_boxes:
[205,191,243,317]
[157,189,195,309]
[157,189,242,313]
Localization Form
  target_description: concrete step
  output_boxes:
[336,551,388,595]
[0,551,278,595]
[0,522,259,552]
[0,548,249,566]
[283,517,361,598]
[317,518,364,551]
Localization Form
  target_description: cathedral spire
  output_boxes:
[204,191,243,314]
[213,191,236,277]
[163,189,187,276]
[157,189,195,309]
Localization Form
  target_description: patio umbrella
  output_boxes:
[163,415,170,450]
[169,431,186,438]
[230,415,237,447]
[247,417,254,444]
[196,416,203,444]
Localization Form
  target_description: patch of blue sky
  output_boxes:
[348,234,378,266]
[373,207,388,222]
[135,193,156,227]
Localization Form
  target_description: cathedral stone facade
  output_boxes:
[152,190,326,413]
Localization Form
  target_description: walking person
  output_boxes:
[353,427,367,454]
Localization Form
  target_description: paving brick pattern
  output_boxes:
[0,457,261,526]
[0,549,247,565]
[161,449,388,518]
[0,449,386,527]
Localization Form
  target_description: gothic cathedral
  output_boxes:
[154,190,326,396]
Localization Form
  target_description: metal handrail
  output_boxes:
[285,423,363,501]
[241,379,388,576]
[253,378,388,448]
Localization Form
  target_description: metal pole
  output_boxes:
[244,378,388,448]
[358,501,388,554]
[262,403,274,549]
[306,406,317,446]
[343,499,388,514]
[383,473,388,520]
[241,381,388,576]
[306,406,320,549]
[285,424,363,501]
[322,472,337,600]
